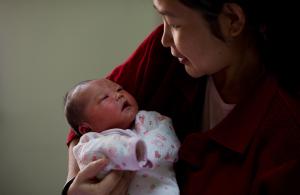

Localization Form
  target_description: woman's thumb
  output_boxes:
[76,158,108,182]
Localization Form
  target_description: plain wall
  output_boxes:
[0,1,158,194]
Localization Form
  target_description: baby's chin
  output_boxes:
[124,105,138,116]
[129,109,139,122]
[125,109,138,128]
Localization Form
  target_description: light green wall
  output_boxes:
[0,1,158,194]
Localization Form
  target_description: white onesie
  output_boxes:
[73,110,180,195]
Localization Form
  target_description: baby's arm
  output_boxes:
[73,129,148,178]
[135,111,181,164]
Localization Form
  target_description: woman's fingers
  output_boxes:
[94,171,124,194]
[75,159,108,183]
[77,159,108,181]
[69,159,110,195]
[110,171,135,195]
[69,159,134,195]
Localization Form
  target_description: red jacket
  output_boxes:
[66,25,300,195]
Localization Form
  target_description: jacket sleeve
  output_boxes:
[251,159,300,195]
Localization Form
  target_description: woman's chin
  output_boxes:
[185,66,205,78]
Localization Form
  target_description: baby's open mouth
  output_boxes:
[122,101,130,110]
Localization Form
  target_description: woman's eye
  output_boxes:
[170,24,180,29]
[162,18,179,30]
[117,87,123,92]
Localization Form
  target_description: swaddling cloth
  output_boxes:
[73,110,180,195]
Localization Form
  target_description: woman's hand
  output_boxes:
[68,159,134,195]
[67,139,80,181]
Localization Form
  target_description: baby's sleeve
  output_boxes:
[135,111,181,165]
[73,129,149,179]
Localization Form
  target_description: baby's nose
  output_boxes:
[114,92,123,100]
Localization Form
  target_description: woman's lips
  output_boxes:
[178,57,189,65]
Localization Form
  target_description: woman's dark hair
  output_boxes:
[179,0,299,97]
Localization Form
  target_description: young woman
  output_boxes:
[64,0,300,194]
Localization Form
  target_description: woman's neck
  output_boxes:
[212,47,265,104]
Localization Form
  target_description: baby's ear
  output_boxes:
[78,122,91,134]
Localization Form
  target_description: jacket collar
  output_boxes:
[207,75,278,154]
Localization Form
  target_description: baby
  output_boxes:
[64,78,180,195]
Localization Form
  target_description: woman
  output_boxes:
[64,0,300,194]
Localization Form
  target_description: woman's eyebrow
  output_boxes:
[153,4,177,17]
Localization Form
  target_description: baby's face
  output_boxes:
[77,79,138,132]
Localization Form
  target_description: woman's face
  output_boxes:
[153,0,233,78]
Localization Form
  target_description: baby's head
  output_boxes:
[64,78,138,135]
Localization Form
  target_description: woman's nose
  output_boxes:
[161,21,173,47]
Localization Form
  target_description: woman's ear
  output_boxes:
[219,3,246,39]
[78,122,91,134]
